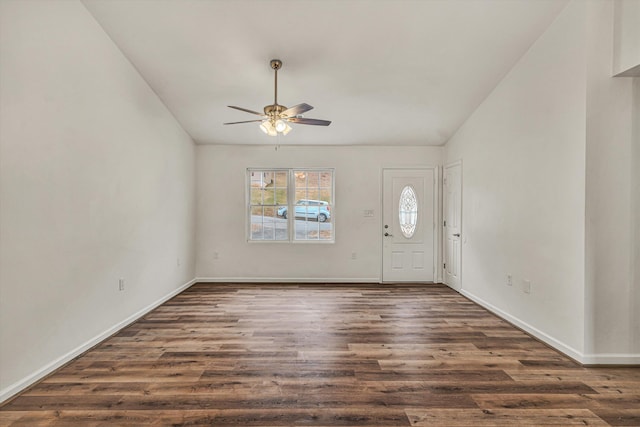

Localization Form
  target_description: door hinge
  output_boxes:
[444,220,447,227]
[444,263,446,269]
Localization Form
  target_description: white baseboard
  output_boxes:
[0,278,197,405]
[459,288,585,363]
[580,353,640,365]
[195,277,381,283]
[459,289,640,365]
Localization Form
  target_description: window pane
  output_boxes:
[263,212,275,240]
[305,172,320,187]
[274,213,288,240]
[295,189,307,203]
[320,171,333,187]
[250,206,264,240]
[306,188,320,200]
[262,172,274,187]
[399,185,418,238]
[275,171,287,185]
[294,171,306,187]
[262,188,275,205]
[320,222,333,240]
[274,188,287,205]
[319,188,332,204]
[295,219,318,240]
[250,187,263,205]
[263,206,275,217]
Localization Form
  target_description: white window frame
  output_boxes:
[247,168,335,243]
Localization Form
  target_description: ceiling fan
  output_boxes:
[224,59,331,136]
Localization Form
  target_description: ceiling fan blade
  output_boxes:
[287,117,332,126]
[228,105,265,116]
[281,103,314,117]
[223,119,264,125]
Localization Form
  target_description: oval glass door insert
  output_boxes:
[399,185,418,238]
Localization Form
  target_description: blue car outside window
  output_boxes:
[278,199,330,222]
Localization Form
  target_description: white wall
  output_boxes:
[0,0,196,402]
[633,79,640,354]
[614,0,640,75]
[584,0,639,361]
[444,1,587,359]
[196,145,442,282]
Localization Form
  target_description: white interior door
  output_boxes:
[444,162,462,290]
[382,169,435,282]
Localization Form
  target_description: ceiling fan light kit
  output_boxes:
[259,120,276,136]
[224,59,331,137]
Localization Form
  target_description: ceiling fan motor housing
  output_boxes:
[264,104,287,117]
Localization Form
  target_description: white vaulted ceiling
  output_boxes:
[82,0,568,146]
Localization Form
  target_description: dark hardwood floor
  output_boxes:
[1,283,639,426]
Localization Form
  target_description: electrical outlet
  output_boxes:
[118,278,125,291]
[213,252,219,260]
[351,252,357,260]
[177,257,181,267]
[523,280,531,294]
[363,209,374,217]
[507,274,512,286]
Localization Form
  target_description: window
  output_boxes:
[399,185,418,238]
[248,169,334,242]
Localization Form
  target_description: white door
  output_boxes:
[444,162,462,290]
[382,169,435,282]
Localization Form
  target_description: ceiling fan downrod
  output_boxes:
[271,59,282,108]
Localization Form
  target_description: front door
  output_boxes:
[382,169,435,282]
[444,162,462,290]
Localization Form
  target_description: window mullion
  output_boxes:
[288,169,294,242]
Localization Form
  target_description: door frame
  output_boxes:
[443,160,462,290]
[380,166,441,283]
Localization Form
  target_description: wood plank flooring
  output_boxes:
[2,283,639,426]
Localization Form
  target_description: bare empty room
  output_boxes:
[1,0,639,425]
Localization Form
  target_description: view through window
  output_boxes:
[248,169,334,242]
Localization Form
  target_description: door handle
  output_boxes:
[384,232,393,237]
[453,233,460,237]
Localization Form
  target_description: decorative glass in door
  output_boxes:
[399,185,418,238]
